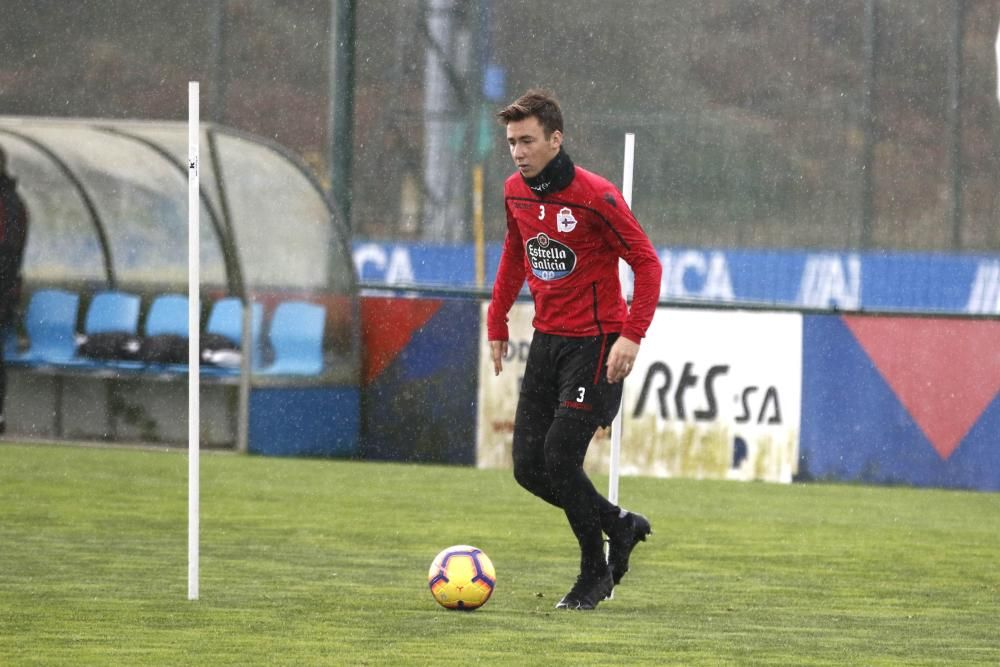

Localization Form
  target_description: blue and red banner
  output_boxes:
[801,315,1000,490]
[359,296,480,464]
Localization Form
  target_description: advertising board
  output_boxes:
[477,304,803,483]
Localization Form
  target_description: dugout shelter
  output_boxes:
[0,116,360,455]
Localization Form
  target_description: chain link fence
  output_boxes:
[1,0,997,251]
[351,0,1000,251]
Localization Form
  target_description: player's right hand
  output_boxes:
[489,340,508,376]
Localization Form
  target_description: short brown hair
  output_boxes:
[496,89,564,137]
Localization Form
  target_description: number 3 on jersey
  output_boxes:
[576,387,586,402]
[538,205,545,220]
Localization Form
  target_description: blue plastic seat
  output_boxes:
[145,294,189,337]
[203,297,264,372]
[259,301,325,376]
[206,297,263,347]
[9,289,80,364]
[85,291,141,336]
[74,290,142,369]
[135,293,191,373]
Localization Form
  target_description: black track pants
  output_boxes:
[511,332,624,574]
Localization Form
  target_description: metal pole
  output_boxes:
[860,0,877,249]
[329,0,356,230]
[209,0,227,124]
[948,0,965,250]
[236,298,251,455]
[422,0,471,242]
[473,164,485,287]
[993,12,1000,247]
[187,81,201,602]
[423,0,454,242]
[609,134,635,508]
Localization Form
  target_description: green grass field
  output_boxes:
[1,442,997,666]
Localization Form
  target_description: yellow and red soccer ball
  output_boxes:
[427,545,496,610]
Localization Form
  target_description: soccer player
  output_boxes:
[488,90,662,610]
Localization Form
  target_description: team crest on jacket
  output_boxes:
[556,207,578,233]
[526,233,576,281]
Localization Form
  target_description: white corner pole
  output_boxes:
[188,81,201,601]
[608,132,635,508]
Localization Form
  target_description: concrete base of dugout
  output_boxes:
[6,369,238,446]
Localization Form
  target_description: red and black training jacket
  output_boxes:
[487,165,662,345]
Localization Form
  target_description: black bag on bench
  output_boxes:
[138,334,189,364]
[77,332,142,361]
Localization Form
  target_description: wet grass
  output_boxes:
[1,442,997,665]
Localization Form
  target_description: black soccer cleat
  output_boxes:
[607,511,652,586]
[555,567,614,610]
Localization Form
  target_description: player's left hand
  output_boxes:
[489,340,508,376]
[606,337,639,384]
